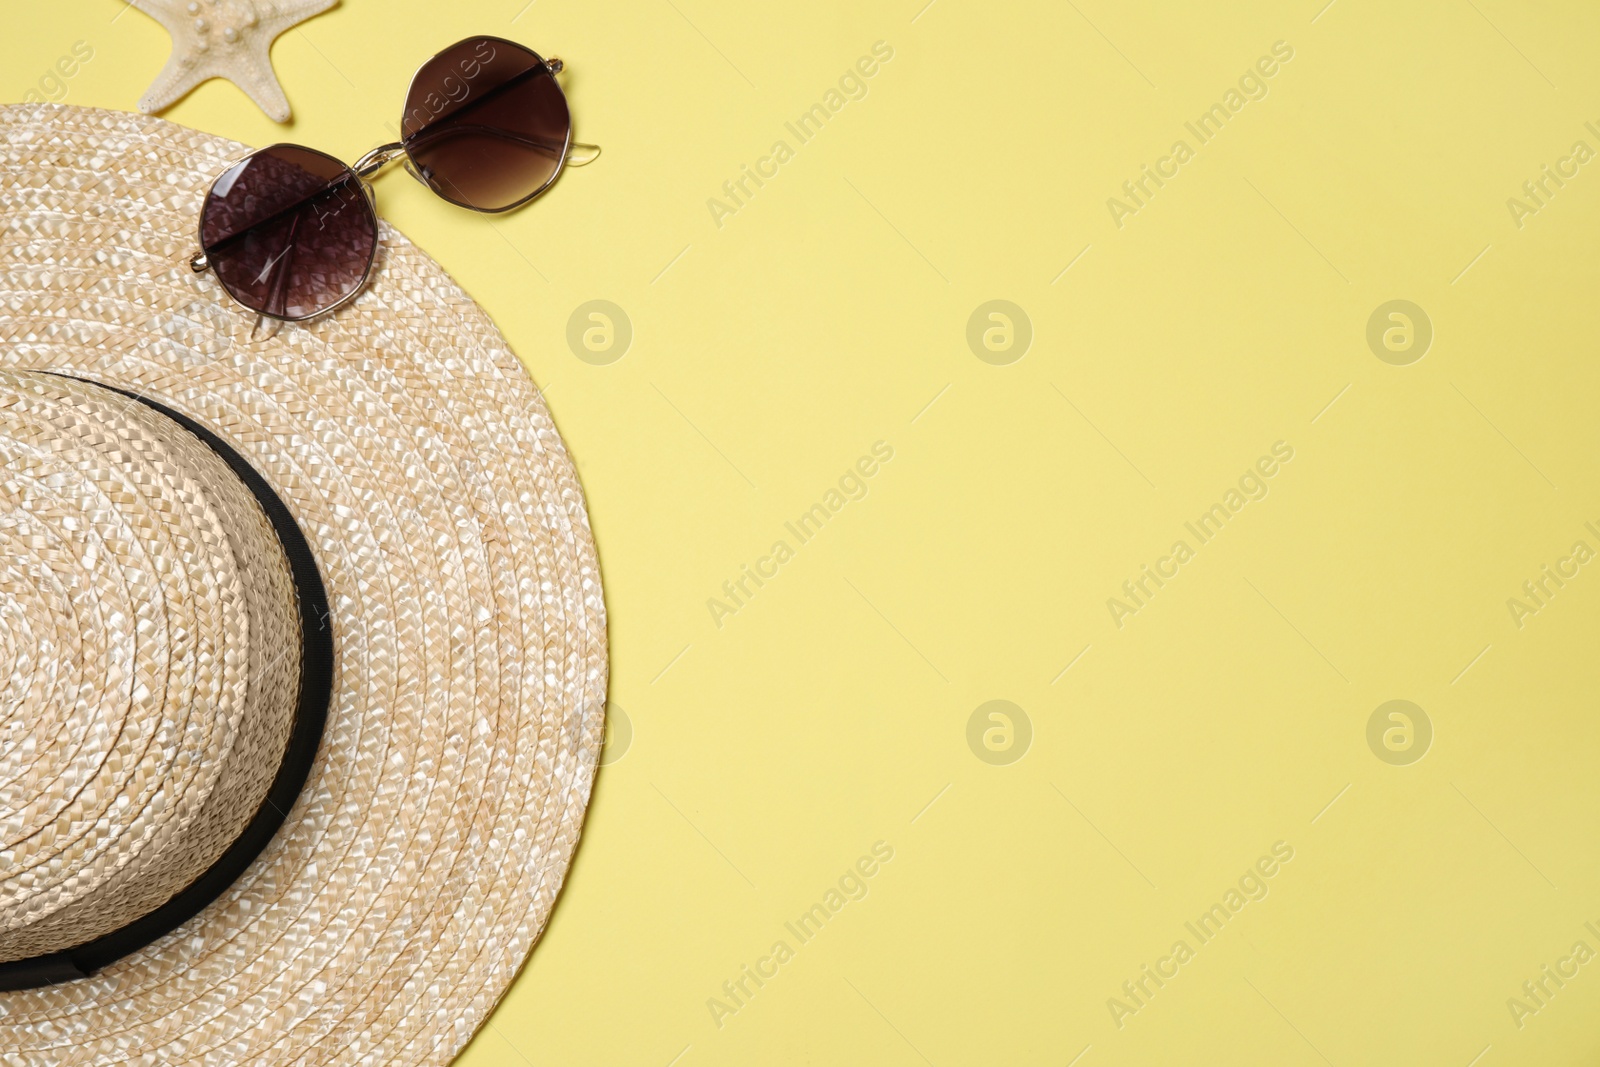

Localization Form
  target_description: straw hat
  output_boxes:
[0,102,607,1065]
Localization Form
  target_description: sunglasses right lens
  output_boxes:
[200,144,377,321]
[401,37,571,212]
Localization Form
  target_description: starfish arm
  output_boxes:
[230,43,293,122]
[241,1,341,122]
[129,0,209,114]
[129,0,190,18]
[256,0,341,45]
[268,0,340,24]
[137,48,222,115]
[126,0,340,123]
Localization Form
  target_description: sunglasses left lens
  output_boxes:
[400,37,571,212]
[200,145,378,321]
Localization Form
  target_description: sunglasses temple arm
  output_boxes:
[262,211,303,322]
[189,260,285,339]
[192,173,368,267]
[405,62,551,142]
[249,314,283,342]
[401,123,601,165]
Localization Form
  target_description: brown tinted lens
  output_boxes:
[200,144,377,320]
[401,37,571,212]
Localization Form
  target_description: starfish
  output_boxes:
[128,0,339,123]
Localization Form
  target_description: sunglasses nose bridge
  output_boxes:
[351,142,409,180]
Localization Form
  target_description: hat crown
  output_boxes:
[0,372,302,963]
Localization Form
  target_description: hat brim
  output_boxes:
[0,103,607,1066]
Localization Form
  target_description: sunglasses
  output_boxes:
[189,35,598,322]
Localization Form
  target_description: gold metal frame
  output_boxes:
[190,37,599,324]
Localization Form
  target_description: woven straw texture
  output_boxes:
[0,371,302,963]
[0,103,607,1066]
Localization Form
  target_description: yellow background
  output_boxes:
[9,0,1600,1063]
